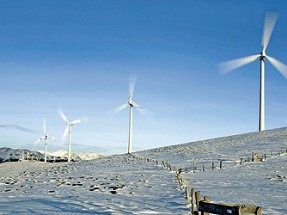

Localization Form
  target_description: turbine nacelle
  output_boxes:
[44,134,49,140]
[260,50,266,58]
[128,100,139,108]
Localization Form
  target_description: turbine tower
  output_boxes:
[115,76,142,154]
[58,109,83,162]
[35,119,54,163]
[219,12,287,131]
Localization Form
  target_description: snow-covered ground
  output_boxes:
[0,127,286,214]
[137,127,287,214]
[0,156,189,214]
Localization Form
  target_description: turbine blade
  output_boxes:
[35,135,45,144]
[35,139,41,145]
[71,118,82,125]
[47,134,56,141]
[45,133,56,141]
[266,55,287,79]
[262,12,278,52]
[218,54,260,74]
[50,135,56,141]
[114,103,129,113]
[133,102,142,109]
[129,75,137,101]
[80,117,88,123]
[61,125,69,142]
[43,118,46,134]
[35,138,42,145]
[58,108,69,124]
[135,107,153,119]
[136,108,146,116]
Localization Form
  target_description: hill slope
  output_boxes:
[0,127,286,214]
[136,127,287,214]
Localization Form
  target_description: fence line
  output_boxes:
[129,150,286,214]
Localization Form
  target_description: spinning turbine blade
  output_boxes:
[133,102,142,108]
[266,56,287,79]
[133,103,152,118]
[129,75,137,101]
[71,118,82,125]
[262,12,278,52]
[35,137,42,145]
[114,103,129,113]
[135,107,150,118]
[218,54,260,74]
[62,125,69,142]
[58,108,69,124]
[46,133,56,141]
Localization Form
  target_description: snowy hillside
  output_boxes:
[136,127,287,214]
[0,127,286,214]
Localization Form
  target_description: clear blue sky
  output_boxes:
[1,0,287,155]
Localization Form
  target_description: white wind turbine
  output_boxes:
[35,119,55,163]
[115,76,143,154]
[58,109,84,162]
[218,12,287,131]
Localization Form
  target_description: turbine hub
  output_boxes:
[260,50,266,58]
[128,101,135,107]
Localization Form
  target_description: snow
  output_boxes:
[0,148,104,163]
[0,156,188,214]
[0,127,287,214]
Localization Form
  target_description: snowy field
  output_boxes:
[137,127,287,214]
[0,156,189,214]
[0,127,287,214]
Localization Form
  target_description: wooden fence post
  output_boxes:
[186,181,191,205]
[193,160,197,172]
[195,191,201,211]
[191,188,195,214]
[180,176,183,190]
[176,172,183,190]
[256,207,262,215]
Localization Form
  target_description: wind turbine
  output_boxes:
[218,12,287,131]
[58,109,83,162]
[115,76,142,154]
[35,119,55,163]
